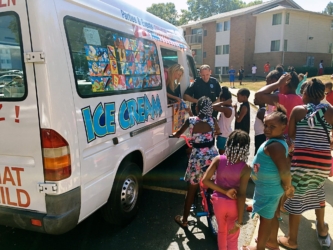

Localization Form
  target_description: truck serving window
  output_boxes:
[0,13,26,99]
[64,17,162,97]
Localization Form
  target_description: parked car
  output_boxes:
[3,75,24,97]
[0,75,22,94]
[0,70,22,77]
[0,74,21,84]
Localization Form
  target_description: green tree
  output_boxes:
[178,9,193,25]
[323,1,333,15]
[146,3,179,25]
[245,0,263,7]
[185,0,245,21]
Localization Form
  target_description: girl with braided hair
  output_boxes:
[278,78,333,249]
[242,104,295,250]
[170,96,220,228]
[202,130,251,250]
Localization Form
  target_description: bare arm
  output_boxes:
[237,165,251,224]
[167,93,181,102]
[202,156,237,198]
[235,105,248,123]
[266,142,294,197]
[256,108,265,122]
[171,119,190,138]
[183,94,198,103]
[289,105,307,140]
[213,118,221,135]
[213,105,232,118]
[288,108,297,140]
[255,74,291,106]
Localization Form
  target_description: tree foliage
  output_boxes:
[245,0,263,7]
[186,0,245,20]
[322,1,333,15]
[146,0,264,26]
[146,3,179,25]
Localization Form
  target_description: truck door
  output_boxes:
[0,1,46,212]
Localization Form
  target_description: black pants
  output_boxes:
[255,134,266,155]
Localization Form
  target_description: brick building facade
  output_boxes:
[181,0,333,77]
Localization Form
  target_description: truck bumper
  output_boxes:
[0,187,80,235]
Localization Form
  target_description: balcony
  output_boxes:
[185,34,203,45]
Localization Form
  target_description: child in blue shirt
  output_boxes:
[241,104,294,250]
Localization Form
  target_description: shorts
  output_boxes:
[252,191,283,219]
[217,136,227,150]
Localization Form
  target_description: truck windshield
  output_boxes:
[0,13,25,99]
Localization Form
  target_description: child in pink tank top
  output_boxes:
[202,130,251,250]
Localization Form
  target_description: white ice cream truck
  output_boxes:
[0,0,196,234]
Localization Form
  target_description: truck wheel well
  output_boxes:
[121,150,143,173]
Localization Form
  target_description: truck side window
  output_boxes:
[64,17,162,97]
[0,13,26,100]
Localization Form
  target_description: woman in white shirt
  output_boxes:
[213,86,234,154]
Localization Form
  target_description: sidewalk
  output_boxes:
[229,87,333,249]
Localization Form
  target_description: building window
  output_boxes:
[216,46,222,55]
[284,40,288,52]
[272,13,282,25]
[192,28,202,35]
[285,13,290,24]
[271,40,280,51]
[215,67,221,74]
[306,56,314,67]
[204,30,207,36]
[222,67,229,74]
[223,21,230,31]
[203,51,206,58]
[329,43,333,53]
[223,45,229,54]
[216,23,223,32]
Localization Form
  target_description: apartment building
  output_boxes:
[181,0,333,77]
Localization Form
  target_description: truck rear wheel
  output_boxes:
[101,161,142,225]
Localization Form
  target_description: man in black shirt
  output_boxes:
[183,65,221,117]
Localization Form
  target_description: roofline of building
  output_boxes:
[253,5,333,18]
[180,0,303,28]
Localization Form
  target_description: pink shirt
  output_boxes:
[278,93,303,134]
[326,91,333,106]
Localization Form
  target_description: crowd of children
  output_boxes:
[170,64,333,250]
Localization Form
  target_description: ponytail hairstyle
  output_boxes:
[267,103,288,125]
[225,130,250,164]
[304,78,325,101]
[197,96,213,118]
[220,86,232,100]
[286,66,299,90]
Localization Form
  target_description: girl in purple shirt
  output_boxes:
[202,130,251,250]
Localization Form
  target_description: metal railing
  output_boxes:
[185,34,203,44]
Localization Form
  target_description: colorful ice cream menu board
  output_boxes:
[85,34,161,93]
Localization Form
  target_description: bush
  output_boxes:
[291,66,317,77]
[324,67,333,75]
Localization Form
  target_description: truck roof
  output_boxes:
[72,0,186,45]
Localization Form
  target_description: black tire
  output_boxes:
[101,161,142,226]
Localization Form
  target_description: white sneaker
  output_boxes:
[316,221,331,247]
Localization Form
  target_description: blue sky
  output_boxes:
[122,0,329,13]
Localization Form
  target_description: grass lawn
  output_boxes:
[219,74,332,92]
